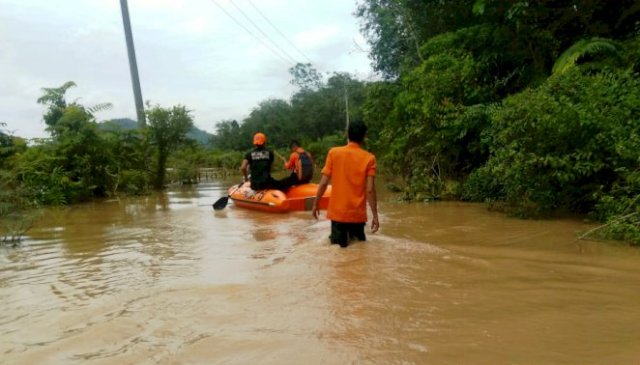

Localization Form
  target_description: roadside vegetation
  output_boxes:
[2,1,638,245]
[208,1,640,244]
[0,84,201,243]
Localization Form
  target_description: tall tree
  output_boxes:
[357,0,476,78]
[211,119,242,150]
[288,63,324,91]
[37,81,112,136]
[146,105,194,189]
[357,0,640,79]
[242,99,293,148]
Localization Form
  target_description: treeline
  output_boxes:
[2,1,638,244]
[210,64,368,165]
[356,0,639,243]
[209,0,640,243]
[0,82,228,242]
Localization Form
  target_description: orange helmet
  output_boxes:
[253,132,266,145]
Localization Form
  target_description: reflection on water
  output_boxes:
[1,182,640,364]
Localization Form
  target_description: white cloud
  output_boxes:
[295,25,342,50]
[181,16,212,35]
[134,0,188,11]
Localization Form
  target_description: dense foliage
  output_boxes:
[357,0,638,79]
[203,2,639,244]
[208,1,639,244]
[354,0,640,243]
[146,104,194,188]
[2,1,638,245]
[0,84,197,242]
[209,65,363,160]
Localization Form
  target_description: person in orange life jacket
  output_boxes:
[240,132,290,191]
[312,121,379,247]
[274,140,315,189]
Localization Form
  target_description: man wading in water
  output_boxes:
[312,121,379,247]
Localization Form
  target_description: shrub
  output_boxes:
[464,67,640,219]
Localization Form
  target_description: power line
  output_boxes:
[245,0,315,64]
[208,0,293,67]
[209,0,291,66]
[228,0,299,65]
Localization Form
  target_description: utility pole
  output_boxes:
[343,81,350,133]
[119,0,145,127]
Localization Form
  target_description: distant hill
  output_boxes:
[100,118,137,131]
[186,127,213,146]
[99,118,213,146]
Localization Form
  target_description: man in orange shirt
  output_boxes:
[312,121,379,247]
[275,140,315,189]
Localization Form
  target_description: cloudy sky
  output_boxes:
[0,0,373,138]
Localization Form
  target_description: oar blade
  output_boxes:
[212,196,229,210]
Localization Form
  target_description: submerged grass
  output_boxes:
[1,210,40,246]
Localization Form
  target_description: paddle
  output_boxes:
[212,182,244,210]
[274,150,288,165]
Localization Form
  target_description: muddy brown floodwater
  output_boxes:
[2,181,640,364]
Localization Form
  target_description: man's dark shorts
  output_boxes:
[330,221,366,248]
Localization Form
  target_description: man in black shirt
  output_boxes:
[240,132,288,191]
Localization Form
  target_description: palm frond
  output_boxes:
[552,38,618,75]
[37,81,77,105]
[87,103,113,115]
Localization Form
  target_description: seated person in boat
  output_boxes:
[240,132,292,191]
[275,140,315,188]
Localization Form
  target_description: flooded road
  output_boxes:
[2,181,640,364]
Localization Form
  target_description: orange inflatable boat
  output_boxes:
[228,182,331,213]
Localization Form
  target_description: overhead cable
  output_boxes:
[245,0,315,64]
[209,0,293,67]
[228,0,299,65]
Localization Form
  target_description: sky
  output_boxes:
[0,0,373,139]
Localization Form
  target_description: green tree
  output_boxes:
[357,0,477,78]
[357,0,639,79]
[0,123,16,168]
[289,63,324,91]
[36,81,76,130]
[288,72,365,141]
[208,71,367,152]
[146,104,194,189]
[0,126,36,243]
[242,99,293,147]
[15,82,119,204]
[37,81,112,135]
[464,67,640,217]
[100,127,149,195]
[210,119,243,150]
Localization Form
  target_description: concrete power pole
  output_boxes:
[119,0,146,127]
[343,81,350,133]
